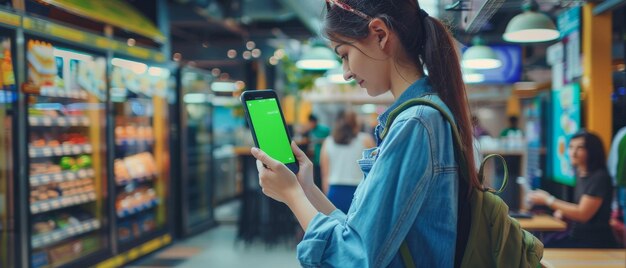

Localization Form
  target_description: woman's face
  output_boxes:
[568,137,587,168]
[331,35,390,97]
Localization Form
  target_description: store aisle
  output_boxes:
[129,224,300,267]
[129,201,300,268]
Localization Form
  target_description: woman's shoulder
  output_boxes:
[391,95,452,127]
[590,168,612,181]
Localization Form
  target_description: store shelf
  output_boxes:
[29,116,90,127]
[31,219,101,249]
[115,139,154,147]
[117,199,159,218]
[31,192,97,214]
[30,169,95,187]
[29,144,93,158]
[116,174,156,187]
[39,86,88,99]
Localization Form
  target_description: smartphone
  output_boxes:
[240,90,299,174]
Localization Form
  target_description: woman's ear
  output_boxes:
[368,19,390,50]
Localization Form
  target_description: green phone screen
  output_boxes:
[247,98,295,164]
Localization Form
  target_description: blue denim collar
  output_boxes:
[374,76,435,143]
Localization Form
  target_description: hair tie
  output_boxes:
[419,8,429,19]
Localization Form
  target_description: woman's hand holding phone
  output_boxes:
[251,141,315,204]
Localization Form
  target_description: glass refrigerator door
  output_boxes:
[180,68,213,234]
[1,36,16,268]
[26,40,109,268]
[111,59,170,245]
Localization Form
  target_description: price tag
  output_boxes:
[72,146,81,154]
[51,200,60,208]
[42,236,51,243]
[29,149,36,157]
[31,205,39,213]
[63,146,72,154]
[78,170,86,178]
[81,117,89,125]
[53,147,63,155]
[87,169,95,177]
[69,117,79,125]
[57,118,67,126]
[29,117,37,125]
[67,227,76,235]
[53,174,63,182]
[66,172,76,180]
[40,203,50,211]
[41,175,51,184]
[42,148,52,156]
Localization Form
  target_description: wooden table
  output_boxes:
[542,249,626,268]
[517,214,567,232]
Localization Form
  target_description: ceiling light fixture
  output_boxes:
[462,37,502,70]
[296,46,339,71]
[503,0,560,43]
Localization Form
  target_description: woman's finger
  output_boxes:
[251,147,281,170]
[256,159,265,172]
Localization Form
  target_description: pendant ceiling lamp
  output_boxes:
[296,46,339,71]
[461,37,502,70]
[503,0,560,43]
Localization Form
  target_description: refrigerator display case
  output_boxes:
[25,39,109,268]
[110,58,171,247]
[178,68,214,236]
[1,35,16,268]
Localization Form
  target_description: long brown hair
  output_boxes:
[323,0,479,190]
[332,109,359,145]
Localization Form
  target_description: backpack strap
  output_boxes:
[380,98,471,186]
[479,154,508,194]
[383,98,508,267]
[383,98,468,268]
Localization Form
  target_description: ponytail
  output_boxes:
[421,17,480,190]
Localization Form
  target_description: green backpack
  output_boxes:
[380,98,544,268]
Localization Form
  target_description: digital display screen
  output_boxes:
[246,98,295,164]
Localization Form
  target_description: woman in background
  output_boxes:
[320,110,375,213]
[529,131,618,248]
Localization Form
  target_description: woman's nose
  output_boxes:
[343,70,354,81]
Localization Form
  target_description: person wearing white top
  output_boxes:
[320,110,375,213]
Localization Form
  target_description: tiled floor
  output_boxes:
[128,201,301,268]
[129,224,300,268]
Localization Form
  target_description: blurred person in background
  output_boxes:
[500,115,522,137]
[529,131,618,248]
[304,114,330,187]
[320,109,375,213]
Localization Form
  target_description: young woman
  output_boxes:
[529,131,618,248]
[250,0,480,266]
[320,109,375,213]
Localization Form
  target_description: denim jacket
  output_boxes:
[297,77,459,267]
